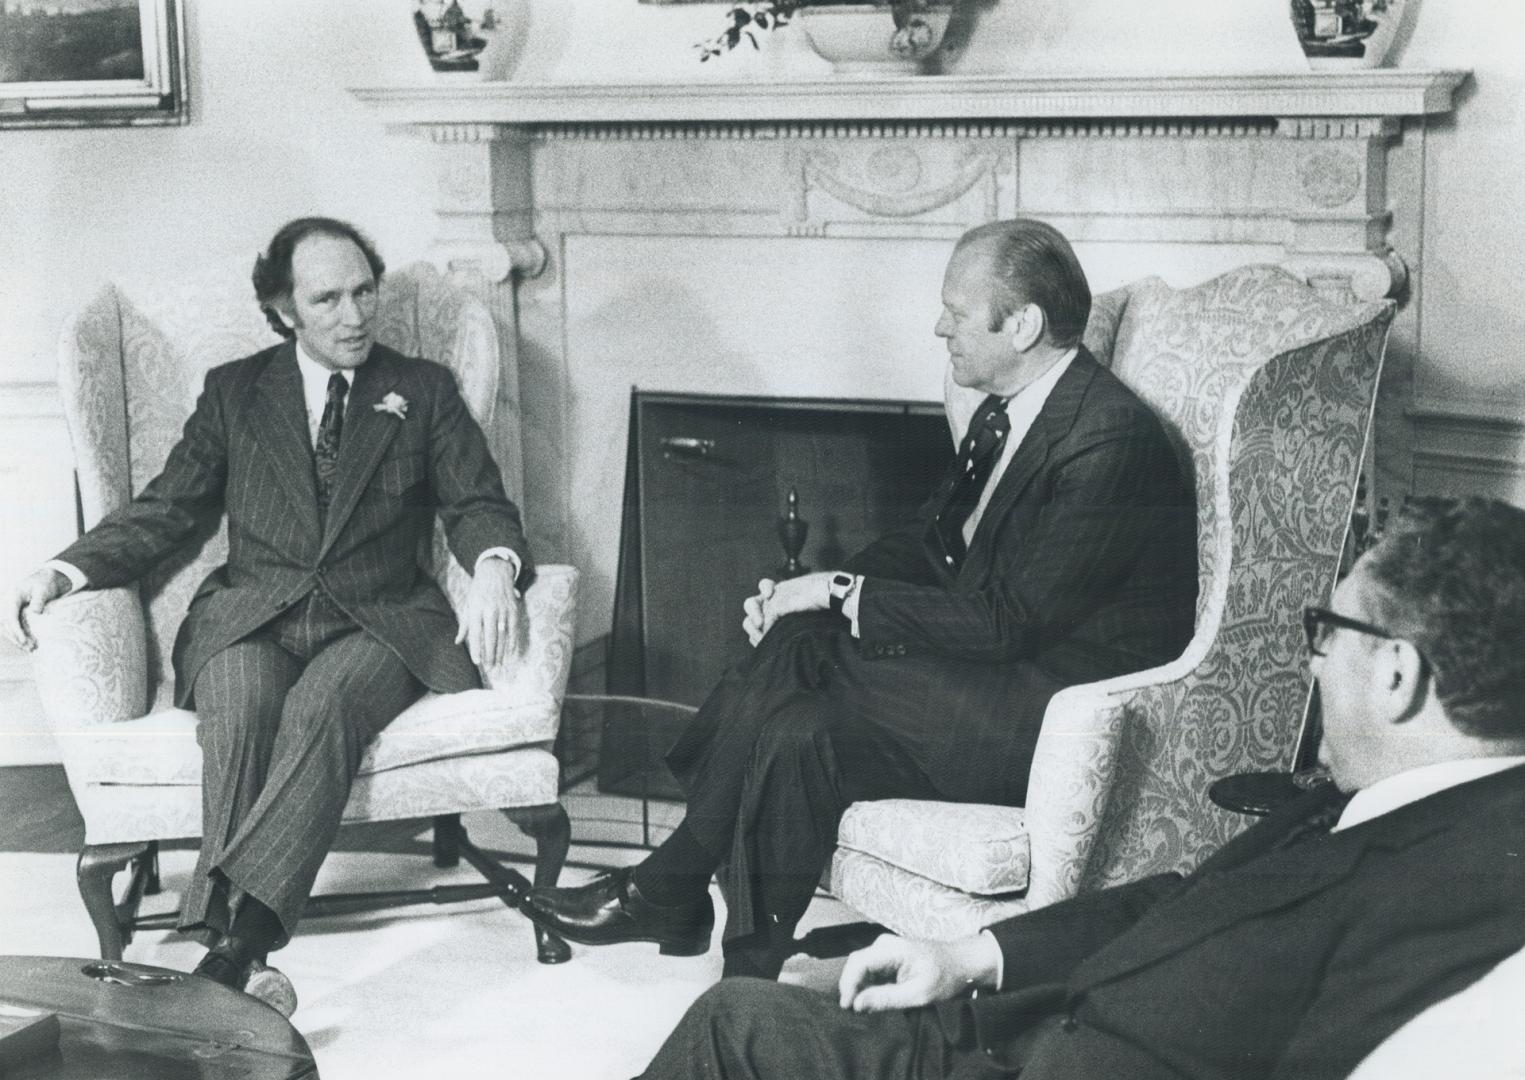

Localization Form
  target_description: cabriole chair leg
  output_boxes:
[433,813,462,868]
[505,803,572,965]
[142,842,162,896]
[77,842,152,962]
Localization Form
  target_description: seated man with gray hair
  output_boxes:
[640,496,1525,1080]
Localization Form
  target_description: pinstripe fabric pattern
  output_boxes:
[55,342,531,705]
[181,591,421,941]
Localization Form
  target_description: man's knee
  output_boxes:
[193,642,291,742]
[750,698,833,769]
[684,977,803,1041]
[280,640,416,748]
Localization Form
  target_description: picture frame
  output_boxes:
[0,0,188,129]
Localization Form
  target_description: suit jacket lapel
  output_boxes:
[962,348,1100,566]
[1069,777,1490,990]
[319,348,404,554]
[246,343,321,539]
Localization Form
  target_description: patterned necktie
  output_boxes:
[933,394,1011,567]
[314,372,348,520]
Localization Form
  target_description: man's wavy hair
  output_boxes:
[251,217,386,339]
[955,218,1092,349]
[1360,496,1525,741]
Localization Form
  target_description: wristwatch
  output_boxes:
[827,572,856,616]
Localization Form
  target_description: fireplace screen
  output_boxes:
[600,390,952,799]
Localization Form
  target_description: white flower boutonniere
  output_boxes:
[374,392,409,420]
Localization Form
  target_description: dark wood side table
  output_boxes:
[0,956,316,1079]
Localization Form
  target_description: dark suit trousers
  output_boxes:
[640,978,1010,1080]
[667,615,942,954]
[179,590,422,945]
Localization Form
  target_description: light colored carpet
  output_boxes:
[0,813,854,1080]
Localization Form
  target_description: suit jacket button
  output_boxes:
[1061,1014,1078,1033]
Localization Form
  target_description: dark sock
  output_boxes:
[632,823,719,908]
[228,895,285,961]
[720,932,790,981]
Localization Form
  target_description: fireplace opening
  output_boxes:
[599,390,954,799]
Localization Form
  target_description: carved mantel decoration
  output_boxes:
[354,72,1463,303]
[350,71,1467,635]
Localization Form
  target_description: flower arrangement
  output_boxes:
[698,0,934,61]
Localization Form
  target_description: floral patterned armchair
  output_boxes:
[28,264,579,965]
[829,265,1395,939]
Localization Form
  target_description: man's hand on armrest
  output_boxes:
[457,553,526,669]
[5,567,72,652]
[838,932,1002,1014]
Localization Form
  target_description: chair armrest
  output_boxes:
[481,564,579,705]
[27,586,147,728]
[1022,683,1128,910]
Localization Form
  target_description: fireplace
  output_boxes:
[352,70,1465,662]
[598,390,953,798]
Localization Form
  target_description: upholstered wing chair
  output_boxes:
[829,265,1395,938]
[28,264,579,965]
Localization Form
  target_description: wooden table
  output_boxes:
[0,955,317,1079]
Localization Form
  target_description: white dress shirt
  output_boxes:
[295,343,354,442]
[1333,755,1525,832]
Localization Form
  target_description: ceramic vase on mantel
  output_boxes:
[796,4,954,75]
[411,0,514,78]
[1289,0,1407,70]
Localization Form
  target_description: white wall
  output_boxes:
[3,0,1523,764]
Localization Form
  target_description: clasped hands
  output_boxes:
[742,571,840,647]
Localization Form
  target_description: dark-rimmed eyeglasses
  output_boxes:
[1302,605,1401,658]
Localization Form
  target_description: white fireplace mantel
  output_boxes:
[352,71,1466,126]
[350,70,1467,642]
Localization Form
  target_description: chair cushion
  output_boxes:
[830,846,1032,942]
[836,799,1030,897]
[65,690,560,787]
[71,746,563,846]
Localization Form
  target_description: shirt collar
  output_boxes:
[293,342,354,389]
[1002,346,1076,409]
[1334,755,1525,832]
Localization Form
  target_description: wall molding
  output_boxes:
[0,380,64,419]
[1409,399,1525,499]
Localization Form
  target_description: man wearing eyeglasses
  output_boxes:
[638,496,1525,1080]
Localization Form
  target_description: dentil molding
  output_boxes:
[352,71,1467,127]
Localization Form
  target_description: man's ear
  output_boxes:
[271,296,297,333]
[1007,303,1045,353]
[1375,638,1428,723]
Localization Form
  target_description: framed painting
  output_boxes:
[0,0,187,128]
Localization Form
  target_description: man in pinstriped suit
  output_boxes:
[526,219,1199,980]
[4,217,532,1014]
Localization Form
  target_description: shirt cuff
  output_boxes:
[979,928,1005,990]
[43,560,87,595]
[840,574,864,639]
[474,547,522,592]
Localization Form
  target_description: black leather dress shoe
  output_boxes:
[524,866,714,956]
[191,936,298,1017]
[192,936,254,989]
